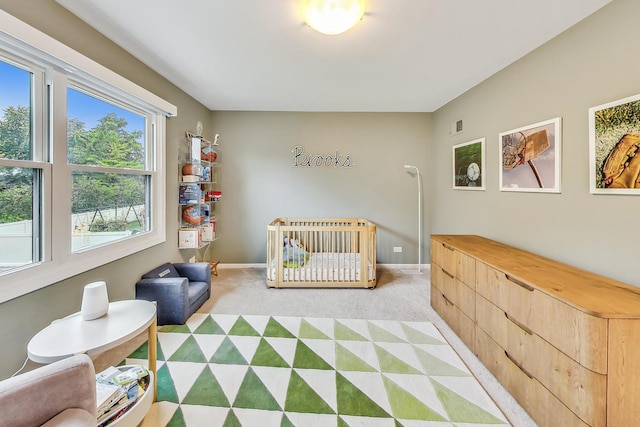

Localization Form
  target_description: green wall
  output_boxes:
[430,0,639,287]
[209,111,431,264]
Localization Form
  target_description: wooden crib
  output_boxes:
[266,217,377,288]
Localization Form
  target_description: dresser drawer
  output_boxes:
[476,295,606,426]
[431,239,453,273]
[431,239,475,287]
[431,263,475,321]
[431,286,475,351]
[475,328,590,427]
[476,261,608,374]
[430,260,453,292]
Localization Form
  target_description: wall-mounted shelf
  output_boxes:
[178,125,221,253]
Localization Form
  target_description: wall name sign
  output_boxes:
[291,145,354,168]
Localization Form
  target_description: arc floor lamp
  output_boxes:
[404,165,422,274]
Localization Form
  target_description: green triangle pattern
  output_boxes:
[127,341,149,360]
[368,323,406,343]
[210,336,248,365]
[121,315,508,425]
[128,338,165,361]
[155,363,179,403]
[383,376,447,421]
[431,379,505,423]
[223,409,241,427]
[264,317,296,338]
[299,319,331,339]
[167,335,208,363]
[414,346,470,376]
[285,370,335,414]
[402,324,446,345]
[193,316,226,334]
[159,324,191,333]
[181,365,230,407]
[335,343,377,372]
[335,321,369,341]
[233,367,282,411]
[336,372,390,418]
[166,406,186,427]
[375,344,423,374]
[280,414,295,427]
[228,316,261,336]
[293,339,333,370]
[252,338,290,368]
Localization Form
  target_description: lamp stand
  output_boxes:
[403,165,422,274]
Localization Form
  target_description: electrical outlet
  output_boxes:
[189,256,196,263]
[393,247,402,253]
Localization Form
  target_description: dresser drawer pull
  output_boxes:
[505,313,533,335]
[505,351,534,379]
[442,243,454,251]
[505,274,534,292]
[441,268,454,279]
[442,293,454,307]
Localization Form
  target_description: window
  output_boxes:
[0,58,44,273]
[0,10,176,303]
[67,87,150,251]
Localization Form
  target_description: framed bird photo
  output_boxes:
[589,93,640,194]
[452,138,485,190]
[499,117,561,193]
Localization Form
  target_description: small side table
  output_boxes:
[27,300,157,400]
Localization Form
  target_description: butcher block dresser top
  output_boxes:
[431,234,640,319]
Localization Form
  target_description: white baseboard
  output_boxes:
[217,263,266,269]
[217,263,431,270]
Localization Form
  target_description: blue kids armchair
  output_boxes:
[135,262,211,325]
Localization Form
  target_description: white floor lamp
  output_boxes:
[404,165,422,274]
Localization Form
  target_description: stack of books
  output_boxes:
[95,365,150,426]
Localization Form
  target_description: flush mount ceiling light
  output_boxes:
[304,0,366,35]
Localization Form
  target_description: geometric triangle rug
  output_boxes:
[121,314,510,426]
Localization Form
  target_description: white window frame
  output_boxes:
[0,10,177,303]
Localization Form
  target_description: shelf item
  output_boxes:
[178,228,201,249]
[179,183,201,205]
[430,234,640,426]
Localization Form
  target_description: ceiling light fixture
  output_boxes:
[304,0,366,36]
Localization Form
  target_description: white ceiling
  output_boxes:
[56,0,610,112]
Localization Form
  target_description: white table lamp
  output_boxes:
[81,281,109,320]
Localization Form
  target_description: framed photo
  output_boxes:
[499,117,561,193]
[589,94,640,194]
[452,138,485,190]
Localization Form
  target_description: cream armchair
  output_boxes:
[0,354,96,427]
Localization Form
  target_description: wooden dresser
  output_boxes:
[430,234,640,427]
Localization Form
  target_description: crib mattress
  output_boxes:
[268,252,374,282]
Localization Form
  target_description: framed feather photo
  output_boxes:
[499,117,561,193]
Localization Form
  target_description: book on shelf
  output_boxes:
[96,381,125,416]
[97,383,143,426]
[95,365,150,426]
